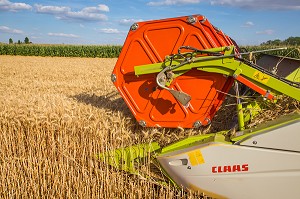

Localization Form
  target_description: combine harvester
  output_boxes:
[102,15,300,199]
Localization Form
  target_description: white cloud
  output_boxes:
[119,19,144,25]
[34,4,109,22]
[82,4,109,12]
[48,32,79,38]
[35,4,70,14]
[62,11,107,21]
[0,25,23,34]
[210,0,300,10]
[0,0,31,11]
[256,29,274,35]
[147,0,201,6]
[241,21,254,28]
[99,28,121,34]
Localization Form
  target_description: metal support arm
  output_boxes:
[134,46,300,101]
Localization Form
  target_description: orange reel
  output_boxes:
[112,15,235,128]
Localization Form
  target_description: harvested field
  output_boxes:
[0,55,298,198]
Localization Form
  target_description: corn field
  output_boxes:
[0,44,122,58]
[242,45,300,59]
[0,44,299,59]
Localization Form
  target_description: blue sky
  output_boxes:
[0,0,299,45]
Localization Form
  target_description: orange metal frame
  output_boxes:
[112,15,236,128]
[236,76,275,100]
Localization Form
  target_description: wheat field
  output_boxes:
[1,55,298,198]
[0,55,207,198]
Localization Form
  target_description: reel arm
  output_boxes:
[135,45,300,102]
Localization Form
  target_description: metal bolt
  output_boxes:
[199,16,206,23]
[166,71,174,79]
[253,141,257,145]
[139,120,146,127]
[111,74,117,83]
[225,46,231,51]
[187,166,191,169]
[130,23,138,31]
[233,74,238,79]
[205,118,211,125]
[187,16,196,24]
[193,120,202,128]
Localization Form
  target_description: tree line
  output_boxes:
[9,37,31,44]
[260,37,300,46]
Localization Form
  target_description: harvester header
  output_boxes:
[111,15,299,128]
[103,14,300,199]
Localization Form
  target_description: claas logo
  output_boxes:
[212,164,249,173]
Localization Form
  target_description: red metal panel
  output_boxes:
[112,15,235,128]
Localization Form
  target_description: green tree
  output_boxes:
[9,38,13,44]
[260,37,300,46]
[18,40,21,44]
[261,39,282,46]
[272,39,281,46]
[24,37,29,44]
[284,37,300,46]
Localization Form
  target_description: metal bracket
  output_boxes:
[156,66,191,107]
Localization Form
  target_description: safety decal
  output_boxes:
[188,150,205,166]
[252,71,270,84]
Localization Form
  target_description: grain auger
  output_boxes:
[100,15,300,199]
